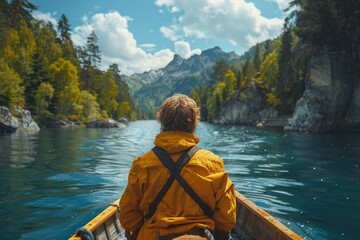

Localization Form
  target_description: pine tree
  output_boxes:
[85,30,101,68]
[236,70,243,91]
[252,44,261,71]
[0,0,9,48]
[8,0,37,28]
[0,59,25,109]
[263,39,272,60]
[276,17,295,112]
[80,31,102,92]
[57,14,71,43]
[25,49,50,112]
[210,59,229,85]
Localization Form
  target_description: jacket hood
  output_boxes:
[154,131,200,154]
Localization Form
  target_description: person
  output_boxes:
[119,94,236,239]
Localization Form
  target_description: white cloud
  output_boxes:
[71,11,174,75]
[160,25,181,41]
[174,41,201,59]
[32,11,57,26]
[139,43,156,49]
[156,0,284,52]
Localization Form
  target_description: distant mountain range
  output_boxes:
[122,46,242,113]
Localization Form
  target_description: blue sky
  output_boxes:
[31,0,291,75]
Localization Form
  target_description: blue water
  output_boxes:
[0,120,359,239]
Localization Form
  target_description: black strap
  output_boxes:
[145,145,213,220]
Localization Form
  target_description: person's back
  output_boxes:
[119,94,236,239]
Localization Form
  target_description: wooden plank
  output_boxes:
[235,191,303,240]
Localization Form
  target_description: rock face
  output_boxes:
[0,106,40,133]
[344,57,360,126]
[286,46,356,132]
[214,85,277,125]
[86,119,126,128]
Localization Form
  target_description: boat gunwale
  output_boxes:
[234,191,303,240]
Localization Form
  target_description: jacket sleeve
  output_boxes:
[211,172,236,232]
[119,159,144,231]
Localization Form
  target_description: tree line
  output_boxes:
[0,0,136,125]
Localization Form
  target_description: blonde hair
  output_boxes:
[156,94,200,132]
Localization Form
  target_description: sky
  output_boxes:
[31,0,292,75]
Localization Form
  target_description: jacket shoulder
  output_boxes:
[192,149,225,171]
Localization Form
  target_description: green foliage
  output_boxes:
[0,59,25,109]
[266,93,280,107]
[57,14,71,43]
[93,70,119,117]
[49,58,81,116]
[81,30,101,69]
[189,89,200,105]
[35,82,54,118]
[276,18,295,112]
[210,59,229,84]
[118,101,131,119]
[8,0,37,28]
[189,86,209,120]
[252,44,261,71]
[224,69,236,97]
[259,52,279,90]
[289,0,360,48]
[0,6,134,125]
[236,70,243,91]
[2,21,35,79]
[25,49,50,111]
[78,90,100,122]
[33,20,63,68]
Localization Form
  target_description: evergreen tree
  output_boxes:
[80,31,102,92]
[0,0,9,48]
[263,39,272,60]
[34,82,54,119]
[57,14,71,43]
[242,59,250,77]
[33,21,63,68]
[8,0,37,28]
[25,49,50,111]
[236,70,243,91]
[252,44,261,71]
[85,30,101,68]
[3,20,36,79]
[210,59,229,85]
[0,59,25,109]
[224,69,236,98]
[109,63,134,116]
[277,17,294,100]
[289,0,360,49]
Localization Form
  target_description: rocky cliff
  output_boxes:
[214,85,277,125]
[286,46,360,132]
[0,106,40,133]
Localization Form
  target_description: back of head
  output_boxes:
[156,94,200,133]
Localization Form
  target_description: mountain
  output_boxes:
[122,46,241,114]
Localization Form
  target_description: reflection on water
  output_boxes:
[0,121,359,240]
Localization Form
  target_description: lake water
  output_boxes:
[0,120,359,240]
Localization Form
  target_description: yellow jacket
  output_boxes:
[119,131,236,239]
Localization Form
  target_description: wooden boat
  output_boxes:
[69,191,303,240]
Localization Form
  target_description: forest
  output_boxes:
[0,0,136,126]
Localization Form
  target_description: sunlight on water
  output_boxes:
[0,120,359,240]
